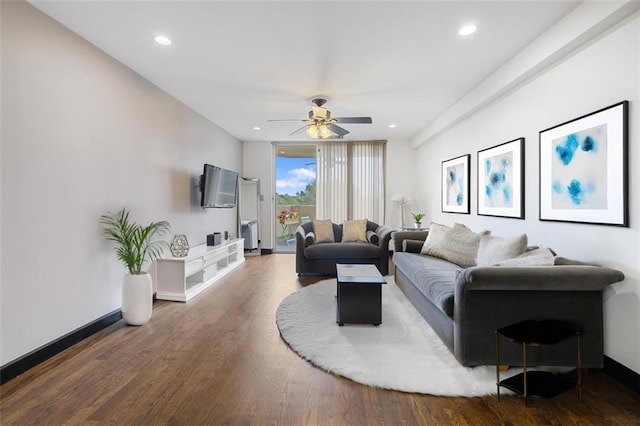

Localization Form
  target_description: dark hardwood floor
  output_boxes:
[1,254,639,425]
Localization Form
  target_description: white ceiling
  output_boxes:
[30,0,580,143]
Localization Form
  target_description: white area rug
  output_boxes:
[276,277,506,397]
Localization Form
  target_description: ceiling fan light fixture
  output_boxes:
[312,106,328,120]
[319,124,333,139]
[271,98,370,138]
[306,124,320,139]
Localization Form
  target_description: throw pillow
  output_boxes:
[304,231,316,246]
[420,222,449,254]
[313,220,335,243]
[342,219,368,242]
[366,230,379,245]
[476,234,528,266]
[421,222,489,267]
[494,248,555,266]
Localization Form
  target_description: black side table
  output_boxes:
[495,318,582,406]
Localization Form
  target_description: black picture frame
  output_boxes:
[477,138,525,219]
[441,154,470,214]
[539,101,628,226]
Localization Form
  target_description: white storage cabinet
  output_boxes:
[155,239,245,302]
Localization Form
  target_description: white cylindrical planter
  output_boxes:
[122,273,153,325]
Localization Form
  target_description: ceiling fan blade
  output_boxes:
[289,125,309,136]
[267,119,305,122]
[334,117,372,124]
[328,124,350,137]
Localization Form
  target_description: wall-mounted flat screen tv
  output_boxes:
[200,164,239,208]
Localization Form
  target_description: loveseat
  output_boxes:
[392,225,625,368]
[296,220,394,276]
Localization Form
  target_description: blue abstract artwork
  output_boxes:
[446,163,465,206]
[540,101,627,225]
[551,123,607,209]
[482,152,513,208]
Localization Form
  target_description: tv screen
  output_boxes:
[200,164,239,208]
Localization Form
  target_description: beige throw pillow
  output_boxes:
[312,220,335,243]
[421,222,489,267]
[494,247,555,266]
[420,222,449,255]
[476,234,528,266]
[342,219,368,242]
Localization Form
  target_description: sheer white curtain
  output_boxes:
[316,143,348,221]
[316,140,386,223]
[351,141,385,223]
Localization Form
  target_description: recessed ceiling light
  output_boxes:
[389,124,397,129]
[458,24,477,36]
[253,126,261,130]
[154,35,172,46]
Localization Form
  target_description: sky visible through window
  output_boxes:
[276,156,316,196]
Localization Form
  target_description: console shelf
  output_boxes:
[155,239,244,302]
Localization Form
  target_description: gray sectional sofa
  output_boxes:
[392,230,625,368]
[295,221,394,276]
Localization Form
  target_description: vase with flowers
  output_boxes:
[278,209,300,224]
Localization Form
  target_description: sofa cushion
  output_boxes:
[304,242,380,260]
[554,256,594,266]
[402,239,424,253]
[476,234,527,266]
[313,219,335,243]
[342,219,367,242]
[420,223,488,267]
[393,252,460,317]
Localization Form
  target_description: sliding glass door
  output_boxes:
[274,145,316,253]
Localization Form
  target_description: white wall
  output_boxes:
[242,139,418,249]
[385,139,422,227]
[242,141,273,248]
[414,13,640,373]
[0,1,242,365]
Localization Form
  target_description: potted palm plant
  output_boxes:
[101,208,170,325]
[411,212,426,229]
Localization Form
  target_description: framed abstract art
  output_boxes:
[441,154,470,214]
[477,138,524,219]
[539,101,628,226]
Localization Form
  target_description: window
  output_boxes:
[316,140,385,223]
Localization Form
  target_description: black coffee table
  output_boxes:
[336,264,386,326]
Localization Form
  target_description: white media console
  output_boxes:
[155,239,245,302]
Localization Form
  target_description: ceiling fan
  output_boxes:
[268,98,372,139]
